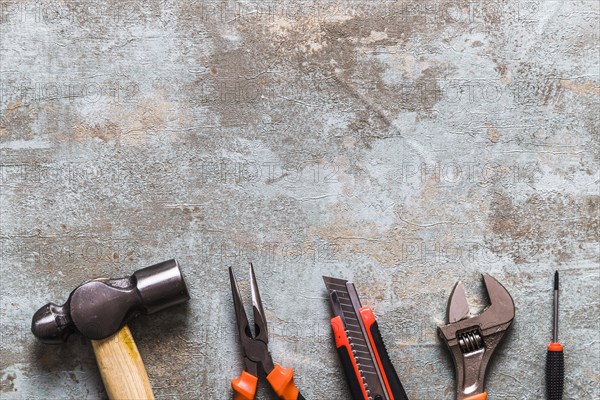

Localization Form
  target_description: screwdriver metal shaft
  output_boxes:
[553,271,559,343]
[546,271,564,400]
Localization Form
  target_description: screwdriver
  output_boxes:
[546,270,564,400]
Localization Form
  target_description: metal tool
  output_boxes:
[229,264,305,400]
[323,276,409,400]
[437,274,515,400]
[31,259,190,399]
[546,271,564,400]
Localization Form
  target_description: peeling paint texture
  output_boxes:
[1,1,599,399]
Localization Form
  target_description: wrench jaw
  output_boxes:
[438,274,515,400]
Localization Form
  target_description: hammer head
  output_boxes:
[31,259,189,343]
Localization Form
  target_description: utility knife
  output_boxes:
[323,276,409,400]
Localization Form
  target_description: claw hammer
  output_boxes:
[31,259,190,399]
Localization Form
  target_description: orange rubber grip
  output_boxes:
[465,393,487,400]
[330,316,369,399]
[267,364,301,399]
[548,342,563,352]
[232,370,258,400]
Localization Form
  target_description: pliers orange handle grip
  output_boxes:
[232,371,258,400]
[232,365,304,400]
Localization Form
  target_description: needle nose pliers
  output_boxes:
[229,264,306,400]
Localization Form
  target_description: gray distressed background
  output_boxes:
[1,0,599,399]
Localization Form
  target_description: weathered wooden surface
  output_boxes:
[1,1,598,399]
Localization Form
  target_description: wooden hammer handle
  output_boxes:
[91,325,155,400]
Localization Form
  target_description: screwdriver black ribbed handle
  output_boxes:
[546,271,564,400]
[546,344,564,400]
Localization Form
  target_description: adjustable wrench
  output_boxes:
[438,274,515,400]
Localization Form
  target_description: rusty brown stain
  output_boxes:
[487,192,599,263]
[61,91,182,145]
[0,103,40,140]
[5,100,22,112]
[559,79,600,96]
[0,372,16,393]
[486,122,501,143]
[306,201,423,268]
[174,2,453,151]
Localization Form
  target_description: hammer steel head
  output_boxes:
[31,259,190,343]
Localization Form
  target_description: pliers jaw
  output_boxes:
[438,274,515,400]
[249,264,269,345]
